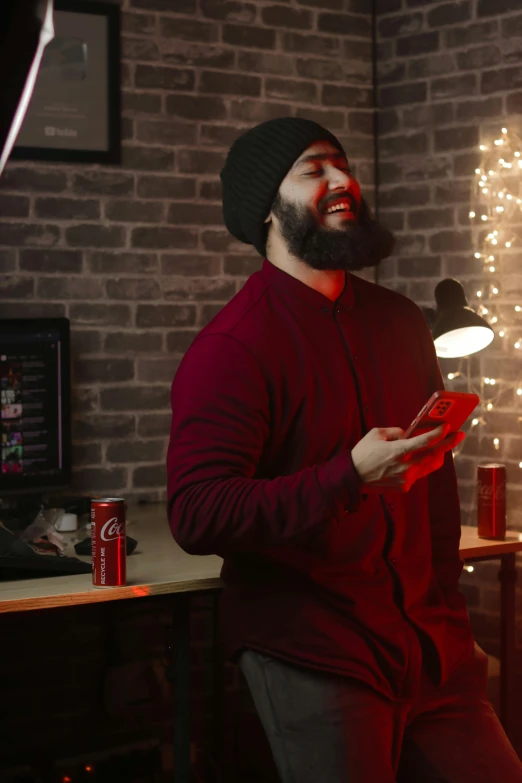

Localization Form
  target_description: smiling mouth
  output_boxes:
[323,204,357,222]
[325,202,353,215]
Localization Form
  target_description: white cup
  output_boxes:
[55,512,78,532]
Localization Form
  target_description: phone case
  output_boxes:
[404,390,480,439]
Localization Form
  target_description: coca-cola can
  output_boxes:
[477,464,506,540]
[91,498,126,587]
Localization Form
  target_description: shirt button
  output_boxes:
[390,558,397,565]
[336,308,342,314]
[364,404,369,412]
[353,355,358,361]
[344,507,350,514]
[389,503,394,510]
[322,307,329,313]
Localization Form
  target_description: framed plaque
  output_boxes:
[11,1,121,165]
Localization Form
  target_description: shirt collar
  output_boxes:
[261,258,355,313]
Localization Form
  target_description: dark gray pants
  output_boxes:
[239,640,522,783]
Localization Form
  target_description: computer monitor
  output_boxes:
[0,318,71,496]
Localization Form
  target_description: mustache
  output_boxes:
[319,191,358,214]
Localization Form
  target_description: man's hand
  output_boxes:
[351,425,465,493]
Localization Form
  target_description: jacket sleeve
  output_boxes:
[167,333,362,555]
[418,315,466,610]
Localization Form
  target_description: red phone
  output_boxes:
[403,390,480,439]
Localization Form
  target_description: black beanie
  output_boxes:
[220,117,345,257]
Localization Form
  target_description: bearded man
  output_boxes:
[166,118,522,782]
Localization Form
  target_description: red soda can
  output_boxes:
[477,464,506,540]
[91,498,126,587]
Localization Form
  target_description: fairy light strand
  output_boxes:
[451,127,522,464]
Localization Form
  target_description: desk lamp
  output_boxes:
[428,278,495,359]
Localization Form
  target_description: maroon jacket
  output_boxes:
[167,259,473,699]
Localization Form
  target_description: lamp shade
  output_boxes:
[431,279,494,358]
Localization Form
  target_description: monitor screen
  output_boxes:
[0,318,71,494]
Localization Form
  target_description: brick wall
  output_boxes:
[375,0,522,661]
[3,0,522,776]
[0,0,374,501]
[0,3,374,778]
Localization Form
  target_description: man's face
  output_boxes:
[266,140,394,271]
[280,140,362,227]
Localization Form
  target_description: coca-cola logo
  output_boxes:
[477,480,506,502]
[100,517,125,541]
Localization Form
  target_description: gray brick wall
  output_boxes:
[0,0,374,500]
[3,0,522,757]
[376,0,522,651]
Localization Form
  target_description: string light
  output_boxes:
[449,127,522,477]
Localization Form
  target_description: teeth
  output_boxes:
[326,202,349,214]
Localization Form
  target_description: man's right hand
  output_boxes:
[351,425,465,493]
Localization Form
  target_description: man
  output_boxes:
[167,118,522,782]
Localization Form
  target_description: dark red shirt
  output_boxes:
[167,259,473,699]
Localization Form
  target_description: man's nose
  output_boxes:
[328,168,354,190]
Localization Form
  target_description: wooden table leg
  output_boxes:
[212,591,225,779]
[499,552,517,737]
[172,594,191,783]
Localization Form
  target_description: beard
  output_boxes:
[269,192,395,272]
